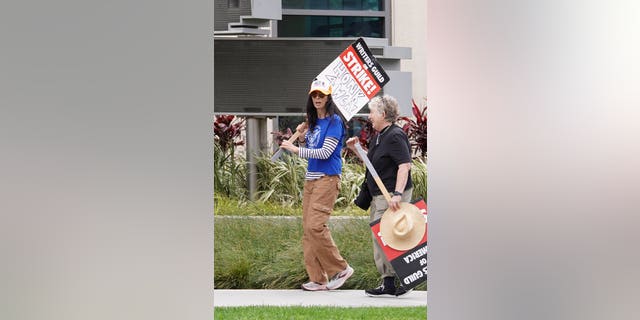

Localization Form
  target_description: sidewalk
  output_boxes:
[214,289,427,307]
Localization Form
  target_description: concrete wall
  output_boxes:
[214,0,252,31]
[214,38,412,116]
[392,0,427,106]
[214,38,354,114]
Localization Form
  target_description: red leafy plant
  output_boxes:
[271,127,294,147]
[399,99,428,158]
[343,117,374,162]
[213,115,246,198]
[213,115,245,153]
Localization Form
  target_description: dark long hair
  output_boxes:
[306,94,338,130]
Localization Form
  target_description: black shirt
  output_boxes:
[365,124,413,196]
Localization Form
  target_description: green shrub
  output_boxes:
[336,159,366,208]
[214,216,427,291]
[411,157,427,201]
[214,142,248,200]
[254,152,307,206]
[214,147,426,207]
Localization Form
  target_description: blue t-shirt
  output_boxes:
[305,114,344,176]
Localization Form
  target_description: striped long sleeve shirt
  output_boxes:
[299,137,339,180]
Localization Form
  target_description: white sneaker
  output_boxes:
[301,281,328,291]
[326,265,354,290]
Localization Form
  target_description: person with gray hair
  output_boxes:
[346,94,414,297]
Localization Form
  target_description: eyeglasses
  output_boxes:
[310,92,326,99]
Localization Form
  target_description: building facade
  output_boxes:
[213,0,426,198]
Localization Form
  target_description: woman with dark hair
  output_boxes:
[280,78,354,291]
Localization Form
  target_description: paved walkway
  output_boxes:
[214,289,427,307]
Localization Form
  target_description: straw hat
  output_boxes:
[380,202,426,251]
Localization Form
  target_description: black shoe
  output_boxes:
[395,286,413,297]
[365,285,396,297]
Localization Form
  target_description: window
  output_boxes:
[282,0,383,10]
[278,16,384,38]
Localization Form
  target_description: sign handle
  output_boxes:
[270,131,301,162]
[354,143,392,203]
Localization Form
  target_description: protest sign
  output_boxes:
[315,38,390,121]
[370,198,428,290]
[271,38,390,161]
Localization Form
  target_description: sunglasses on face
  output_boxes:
[310,92,326,99]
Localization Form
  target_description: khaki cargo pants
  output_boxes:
[302,175,348,284]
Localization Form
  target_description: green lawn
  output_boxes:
[214,195,367,216]
[214,306,427,320]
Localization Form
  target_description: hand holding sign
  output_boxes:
[270,131,301,162]
[294,122,308,138]
[370,198,428,291]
